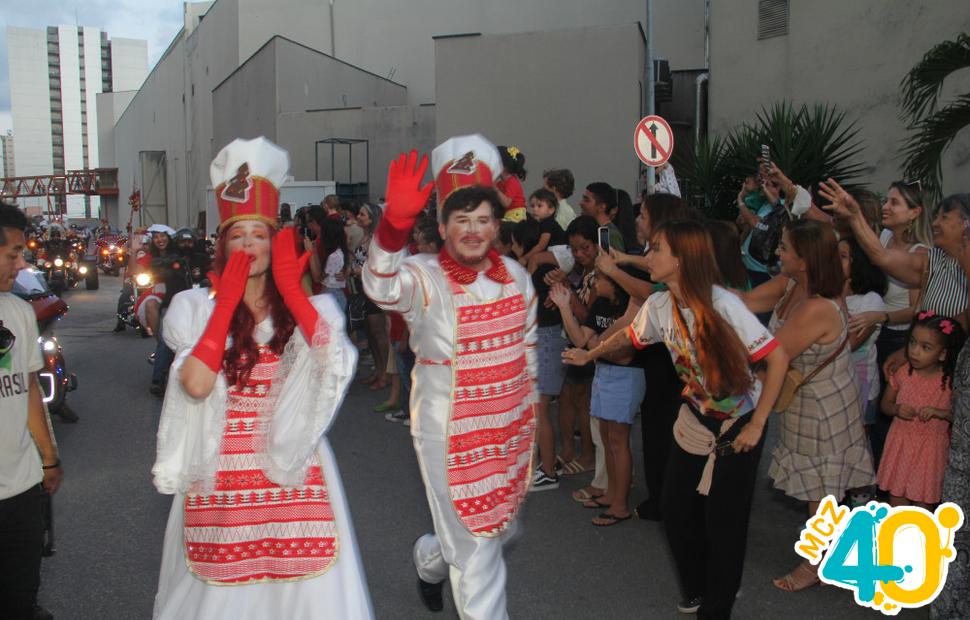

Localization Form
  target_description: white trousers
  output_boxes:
[412,436,519,620]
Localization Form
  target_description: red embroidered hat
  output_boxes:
[210,137,290,231]
[430,134,502,203]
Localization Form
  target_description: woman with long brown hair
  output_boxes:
[564,219,787,618]
[151,139,372,619]
[741,218,875,593]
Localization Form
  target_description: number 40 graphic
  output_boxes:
[796,496,964,615]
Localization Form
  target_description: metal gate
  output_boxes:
[139,151,167,226]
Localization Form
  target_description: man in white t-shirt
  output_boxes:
[0,201,62,620]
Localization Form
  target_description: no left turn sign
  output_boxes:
[634,115,674,167]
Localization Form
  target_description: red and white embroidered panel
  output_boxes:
[446,284,536,536]
[183,348,337,584]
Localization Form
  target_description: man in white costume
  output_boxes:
[363,136,538,619]
[151,137,373,619]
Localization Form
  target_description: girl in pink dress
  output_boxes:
[877,311,966,507]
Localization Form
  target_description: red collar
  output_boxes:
[438,248,512,285]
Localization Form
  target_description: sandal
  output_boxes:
[560,459,594,476]
[592,512,632,527]
[370,378,389,390]
[772,562,820,592]
[582,497,612,510]
[571,487,605,503]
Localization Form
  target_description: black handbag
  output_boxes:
[747,203,790,267]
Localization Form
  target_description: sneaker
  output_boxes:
[530,468,559,492]
[385,410,409,426]
[677,596,702,614]
[417,578,444,612]
[149,382,164,396]
[374,402,401,414]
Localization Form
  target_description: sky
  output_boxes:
[0,0,184,133]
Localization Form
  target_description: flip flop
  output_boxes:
[560,459,595,475]
[582,497,611,509]
[592,512,632,527]
[571,488,605,503]
[772,562,821,592]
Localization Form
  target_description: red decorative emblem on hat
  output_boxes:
[447,152,477,174]
[221,163,253,203]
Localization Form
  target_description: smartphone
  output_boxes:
[597,226,610,252]
[760,144,771,172]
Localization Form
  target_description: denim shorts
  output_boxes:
[590,362,646,424]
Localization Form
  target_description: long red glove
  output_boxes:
[272,227,318,342]
[191,251,251,373]
[376,150,434,251]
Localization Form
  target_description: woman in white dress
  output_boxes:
[151,138,373,619]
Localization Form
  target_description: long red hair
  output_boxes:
[213,227,296,387]
[657,220,753,399]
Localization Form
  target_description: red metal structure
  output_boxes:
[0,168,119,217]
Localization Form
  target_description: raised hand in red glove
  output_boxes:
[377,150,434,251]
[272,227,318,342]
[191,251,251,373]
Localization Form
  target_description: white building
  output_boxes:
[6,25,148,216]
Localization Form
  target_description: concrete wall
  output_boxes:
[110,38,149,92]
[709,0,970,195]
[277,105,436,200]
[213,35,418,201]
[435,24,645,200]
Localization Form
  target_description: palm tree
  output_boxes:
[899,33,970,203]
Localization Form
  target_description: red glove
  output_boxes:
[272,227,318,342]
[191,251,251,373]
[377,150,433,251]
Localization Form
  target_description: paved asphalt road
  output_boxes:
[35,276,927,619]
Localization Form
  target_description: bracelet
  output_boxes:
[42,459,61,470]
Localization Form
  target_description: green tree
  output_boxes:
[899,32,970,204]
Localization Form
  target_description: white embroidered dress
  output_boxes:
[152,288,373,620]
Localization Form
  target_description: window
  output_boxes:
[758,0,789,40]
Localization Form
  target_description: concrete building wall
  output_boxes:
[111,36,189,229]
[211,39,280,148]
[277,105,436,200]
[435,24,645,199]
[110,38,149,92]
[237,0,329,66]
[57,27,85,214]
[708,0,970,194]
[7,27,52,178]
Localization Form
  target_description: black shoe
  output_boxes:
[149,383,164,396]
[677,595,702,614]
[33,604,54,620]
[55,405,79,424]
[113,320,125,333]
[417,578,444,612]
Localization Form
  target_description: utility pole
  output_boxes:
[644,0,655,196]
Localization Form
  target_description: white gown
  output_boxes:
[151,288,373,620]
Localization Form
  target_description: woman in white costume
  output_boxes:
[151,137,373,619]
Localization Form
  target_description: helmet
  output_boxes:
[175,227,197,242]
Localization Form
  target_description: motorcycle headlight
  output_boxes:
[135,273,152,287]
[53,258,64,267]
[79,265,88,275]
[109,245,117,251]
[101,249,109,256]
[40,339,56,353]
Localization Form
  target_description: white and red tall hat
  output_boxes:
[210,137,289,231]
[430,134,502,204]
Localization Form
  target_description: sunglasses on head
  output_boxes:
[901,178,923,194]
[0,322,14,360]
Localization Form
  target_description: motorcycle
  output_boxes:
[96,234,128,276]
[36,249,99,295]
[12,268,78,422]
[116,256,156,337]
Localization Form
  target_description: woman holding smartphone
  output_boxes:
[564,219,787,617]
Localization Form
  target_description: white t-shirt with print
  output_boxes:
[628,286,777,419]
[0,292,44,500]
